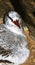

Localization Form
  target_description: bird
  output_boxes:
[0,11,30,65]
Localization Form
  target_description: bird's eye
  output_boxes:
[7,14,13,21]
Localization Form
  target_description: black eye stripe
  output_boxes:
[7,14,13,21]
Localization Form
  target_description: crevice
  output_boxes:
[32,11,35,17]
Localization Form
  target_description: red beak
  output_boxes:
[13,20,20,28]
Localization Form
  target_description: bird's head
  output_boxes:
[3,11,22,28]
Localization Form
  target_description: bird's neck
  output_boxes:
[4,22,23,35]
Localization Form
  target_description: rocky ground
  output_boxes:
[0,0,35,65]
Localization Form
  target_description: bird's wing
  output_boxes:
[0,24,30,64]
[0,24,11,56]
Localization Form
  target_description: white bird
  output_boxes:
[0,11,30,65]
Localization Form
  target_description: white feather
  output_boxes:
[0,11,30,65]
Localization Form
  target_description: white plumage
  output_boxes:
[0,11,30,65]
